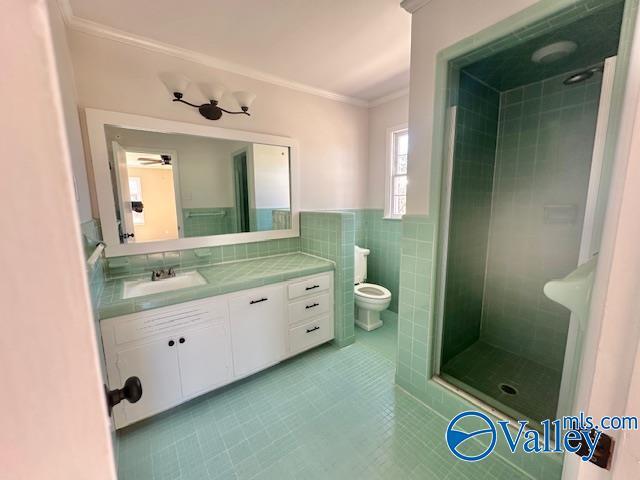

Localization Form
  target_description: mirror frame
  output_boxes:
[85,108,299,257]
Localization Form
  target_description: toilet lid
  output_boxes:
[355,283,391,299]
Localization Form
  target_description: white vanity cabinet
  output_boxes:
[101,271,333,428]
[101,297,232,428]
[229,284,287,377]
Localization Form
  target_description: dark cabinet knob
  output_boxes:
[105,376,142,415]
[179,337,185,344]
[168,340,175,347]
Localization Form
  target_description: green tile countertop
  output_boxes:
[98,253,334,320]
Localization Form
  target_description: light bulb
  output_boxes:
[199,82,226,102]
[159,72,190,95]
[233,91,256,109]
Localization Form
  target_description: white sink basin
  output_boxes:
[122,271,207,299]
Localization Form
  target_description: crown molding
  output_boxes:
[368,87,410,108]
[56,0,371,107]
[400,0,434,14]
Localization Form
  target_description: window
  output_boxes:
[128,177,145,225]
[385,126,408,219]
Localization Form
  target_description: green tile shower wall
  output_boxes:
[395,216,563,479]
[105,237,300,278]
[441,72,499,364]
[481,70,603,371]
[392,1,640,477]
[300,211,355,347]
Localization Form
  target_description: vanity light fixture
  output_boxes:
[159,73,256,121]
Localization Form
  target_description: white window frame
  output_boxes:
[384,124,409,219]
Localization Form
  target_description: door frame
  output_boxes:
[232,146,251,232]
[4,2,116,478]
[120,144,184,238]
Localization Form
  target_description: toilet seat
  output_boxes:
[354,283,391,299]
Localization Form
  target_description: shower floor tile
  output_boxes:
[441,341,562,424]
[117,339,528,479]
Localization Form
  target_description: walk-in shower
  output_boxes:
[436,0,626,429]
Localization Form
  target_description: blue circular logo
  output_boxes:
[446,411,497,462]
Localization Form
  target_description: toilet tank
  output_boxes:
[354,245,370,284]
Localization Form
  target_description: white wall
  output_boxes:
[2,1,115,477]
[47,0,93,221]
[251,144,291,209]
[367,94,409,209]
[105,127,244,208]
[405,0,536,215]
[67,30,369,214]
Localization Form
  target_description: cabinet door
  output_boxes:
[177,323,232,398]
[114,337,181,426]
[229,284,286,377]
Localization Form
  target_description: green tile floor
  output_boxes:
[117,335,531,479]
[355,312,398,363]
[441,341,562,426]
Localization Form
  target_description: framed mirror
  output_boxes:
[86,109,299,256]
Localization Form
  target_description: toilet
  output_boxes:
[354,245,392,331]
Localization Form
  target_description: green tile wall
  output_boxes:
[361,211,402,313]
[105,237,300,278]
[395,216,563,478]
[345,209,402,313]
[254,208,274,231]
[441,72,500,364]
[272,209,292,230]
[182,207,237,237]
[481,69,603,371]
[300,211,355,347]
[81,219,106,315]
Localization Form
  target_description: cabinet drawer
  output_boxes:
[109,298,227,345]
[288,273,331,300]
[289,315,333,356]
[288,293,330,324]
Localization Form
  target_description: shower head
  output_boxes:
[563,65,604,85]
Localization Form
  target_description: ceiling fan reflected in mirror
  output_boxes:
[137,154,172,166]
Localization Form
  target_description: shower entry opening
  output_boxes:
[434,0,627,433]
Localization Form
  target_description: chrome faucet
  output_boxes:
[151,267,177,281]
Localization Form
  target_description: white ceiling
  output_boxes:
[65,0,411,103]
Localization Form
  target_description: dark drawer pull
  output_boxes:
[250,297,268,305]
[306,326,320,333]
[305,285,320,291]
[305,303,320,309]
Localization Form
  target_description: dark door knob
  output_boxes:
[179,337,185,344]
[168,340,175,346]
[105,376,142,415]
